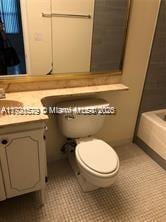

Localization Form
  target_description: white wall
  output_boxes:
[20,0,52,74]
[21,0,161,162]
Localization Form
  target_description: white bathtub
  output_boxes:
[137,109,166,160]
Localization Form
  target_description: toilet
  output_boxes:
[57,98,119,192]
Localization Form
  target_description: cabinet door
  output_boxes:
[0,165,6,201]
[0,129,46,198]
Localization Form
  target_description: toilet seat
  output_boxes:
[76,138,119,175]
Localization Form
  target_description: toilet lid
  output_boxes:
[76,139,118,174]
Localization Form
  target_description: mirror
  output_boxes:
[0,0,131,77]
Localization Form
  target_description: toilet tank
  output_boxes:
[57,98,110,138]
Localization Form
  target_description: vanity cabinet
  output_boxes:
[0,122,47,203]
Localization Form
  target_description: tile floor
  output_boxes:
[0,144,166,222]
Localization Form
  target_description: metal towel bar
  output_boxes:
[42,13,91,19]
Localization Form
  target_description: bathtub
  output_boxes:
[137,109,166,160]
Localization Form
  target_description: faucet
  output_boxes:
[0,88,6,99]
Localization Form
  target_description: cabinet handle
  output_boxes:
[1,139,9,145]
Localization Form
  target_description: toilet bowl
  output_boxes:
[76,137,119,188]
[57,98,120,191]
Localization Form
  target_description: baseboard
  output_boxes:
[134,137,166,170]
[108,138,132,147]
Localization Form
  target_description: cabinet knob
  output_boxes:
[1,139,8,145]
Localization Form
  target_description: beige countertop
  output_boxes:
[0,83,128,128]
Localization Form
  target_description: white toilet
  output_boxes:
[57,98,119,192]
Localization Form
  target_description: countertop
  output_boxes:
[0,83,128,127]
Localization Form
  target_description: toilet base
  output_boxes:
[67,149,99,192]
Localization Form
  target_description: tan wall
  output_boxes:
[43,0,161,162]
[97,0,161,145]
[21,0,161,162]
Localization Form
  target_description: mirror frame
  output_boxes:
[0,0,132,85]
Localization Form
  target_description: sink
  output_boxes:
[0,100,23,116]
